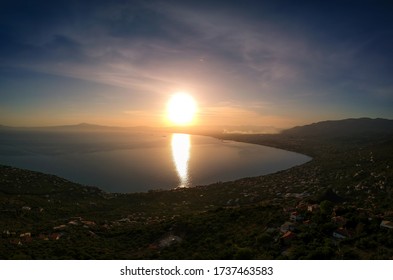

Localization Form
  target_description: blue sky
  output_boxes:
[1,0,392,128]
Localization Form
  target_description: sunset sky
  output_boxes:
[1,0,392,128]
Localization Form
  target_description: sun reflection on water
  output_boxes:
[171,133,191,188]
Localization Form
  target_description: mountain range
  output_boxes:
[282,118,393,138]
[1,118,392,137]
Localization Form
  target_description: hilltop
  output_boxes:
[215,118,393,157]
[282,118,393,138]
[1,118,393,259]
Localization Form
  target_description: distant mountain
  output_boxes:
[0,123,150,132]
[282,118,393,138]
[44,123,115,130]
[0,124,17,130]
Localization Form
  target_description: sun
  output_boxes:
[167,93,197,125]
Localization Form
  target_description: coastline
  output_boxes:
[1,120,392,259]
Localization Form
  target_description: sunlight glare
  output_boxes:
[171,133,191,188]
[167,93,197,125]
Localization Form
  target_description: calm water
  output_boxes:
[0,130,311,192]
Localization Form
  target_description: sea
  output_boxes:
[0,128,311,193]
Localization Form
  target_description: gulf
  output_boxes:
[0,130,311,192]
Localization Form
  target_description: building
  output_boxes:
[331,216,347,227]
[333,228,351,239]
[380,220,393,230]
[307,204,320,212]
[290,211,304,222]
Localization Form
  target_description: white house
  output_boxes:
[333,228,351,239]
[307,204,320,212]
[380,220,393,230]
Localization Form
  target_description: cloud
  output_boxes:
[1,0,392,126]
[3,1,304,95]
[0,2,358,93]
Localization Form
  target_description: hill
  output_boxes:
[215,118,393,157]
[1,118,393,260]
[282,118,393,138]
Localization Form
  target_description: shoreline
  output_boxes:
[1,120,393,259]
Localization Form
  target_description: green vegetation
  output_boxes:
[1,118,393,259]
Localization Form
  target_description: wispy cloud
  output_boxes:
[1,0,392,126]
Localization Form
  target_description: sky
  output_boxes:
[1,0,392,129]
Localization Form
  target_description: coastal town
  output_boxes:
[1,119,393,259]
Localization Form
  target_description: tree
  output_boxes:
[320,200,334,216]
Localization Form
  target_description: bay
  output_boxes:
[0,129,311,192]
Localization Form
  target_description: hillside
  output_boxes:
[282,118,393,138]
[1,118,393,259]
[216,118,393,157]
